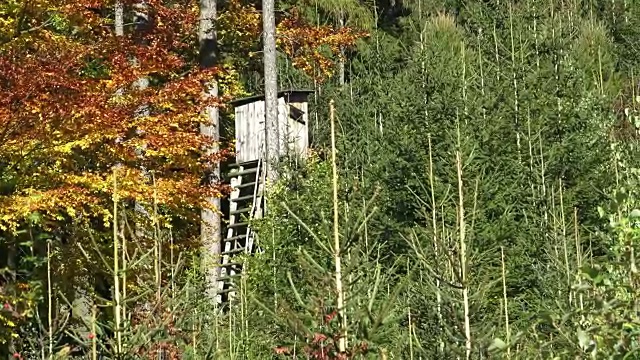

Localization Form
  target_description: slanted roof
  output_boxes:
[229,89,314,107]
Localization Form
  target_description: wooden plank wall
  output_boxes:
[235,100,265,163]
[288,101,308,158]
[235,95,309,163]
[277,97,289,158]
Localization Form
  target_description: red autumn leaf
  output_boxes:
[274,346,291,354]
[313,332,328,343]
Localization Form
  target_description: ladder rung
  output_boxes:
[224,234,247,242]
[229,159,259,168]
[227,221,248,229]
[218,274,242,281]
[230,207,251,216]
[231,195,255,203]
[234,181,258,189]
[226,168,258,179]
[222,247,246,255]
[219,262,242,267]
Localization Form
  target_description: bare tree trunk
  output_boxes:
[456,129,471,360]
[198,0,221,301]
[338,14,345,87]
[263,0,279,181]
[115,1,124,36]
[330,100,347,353]
[132,0,151,323]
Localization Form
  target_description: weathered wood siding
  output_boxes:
[287,100,308,158]
[277,97,288,158]
[234,92,309,163]
[235,99,265,163]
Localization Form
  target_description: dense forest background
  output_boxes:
[1,0,640,359]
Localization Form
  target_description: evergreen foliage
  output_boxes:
[1,0,640,358]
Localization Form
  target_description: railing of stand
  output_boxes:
[244,154,262,254]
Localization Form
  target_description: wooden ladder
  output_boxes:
[217,158,265,302]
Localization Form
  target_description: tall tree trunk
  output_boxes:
[338,14,345,87]
[263,0,279,180]
[198,0,221,301]
[115,1,124,36]
[132,1,151,324]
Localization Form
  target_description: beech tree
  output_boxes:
[263,0,279,178]
[199,0,223,300]
[0,0,367,350]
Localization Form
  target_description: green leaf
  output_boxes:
[582,265,603,284]
[488,338,507,352]
[615,190,628,206]
[539,311,557,324]
[629,209,640,218]
[27,211,42,224]
[578,328,590,350]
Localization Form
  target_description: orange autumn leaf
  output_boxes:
[0,0,233,229]
[277,9,368,82]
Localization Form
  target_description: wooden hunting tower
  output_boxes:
[215,89,313,302]
[232,89,312,163]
